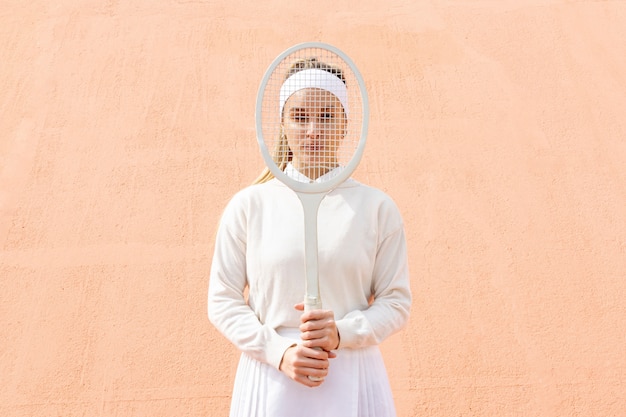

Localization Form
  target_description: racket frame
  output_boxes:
[255,42,369,312]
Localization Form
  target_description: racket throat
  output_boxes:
[297,192,326,312]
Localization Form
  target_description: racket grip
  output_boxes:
[304,296,324,381]
[304,296,322,312]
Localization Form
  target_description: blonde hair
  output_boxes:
[252,58,346,185]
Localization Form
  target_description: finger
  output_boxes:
[296,373,325,387]
[301,334,331,347]
[293,361,329,384]
[299,346,331,362]
[300,328,332,341]
[302,339,335,353]
[306,366,329,381]
[291,344,330,363]
[300,309,331,323]
[294,302,304,311]
[300,318,336,333]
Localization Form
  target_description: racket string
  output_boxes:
[261,47,363,183]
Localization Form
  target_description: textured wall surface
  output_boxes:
[1,1,625,416]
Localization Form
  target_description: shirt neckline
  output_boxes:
[285,163,343,183]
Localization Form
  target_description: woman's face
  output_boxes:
[282,88,347,180]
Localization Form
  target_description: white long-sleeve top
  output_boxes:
[208,175,411,370]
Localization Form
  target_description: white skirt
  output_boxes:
[229,328,397,417]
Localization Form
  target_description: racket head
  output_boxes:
[255,42,369,193]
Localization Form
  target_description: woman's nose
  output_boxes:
[306,121,320,137]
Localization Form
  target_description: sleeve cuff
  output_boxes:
[266,335,299,370]
[335,311,377,349]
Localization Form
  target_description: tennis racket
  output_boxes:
[255,43,368,378]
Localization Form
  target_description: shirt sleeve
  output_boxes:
[335,202,412,349]
[207,192,296,369]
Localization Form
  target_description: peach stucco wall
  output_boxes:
[1,1,625,416]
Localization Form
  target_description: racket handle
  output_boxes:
[304,296,322,312]
[304,297,324,382]
[304,296,324,381]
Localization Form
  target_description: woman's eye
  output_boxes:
[321,113,334,120]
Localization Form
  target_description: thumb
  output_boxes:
[294,302,305,311]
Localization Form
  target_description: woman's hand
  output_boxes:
[278,304,340,387]
[295,303,341,352]
[279,344,335,387]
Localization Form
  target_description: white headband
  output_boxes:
[279,68,349,118]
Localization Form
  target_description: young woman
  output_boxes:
[208,58,411,417]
